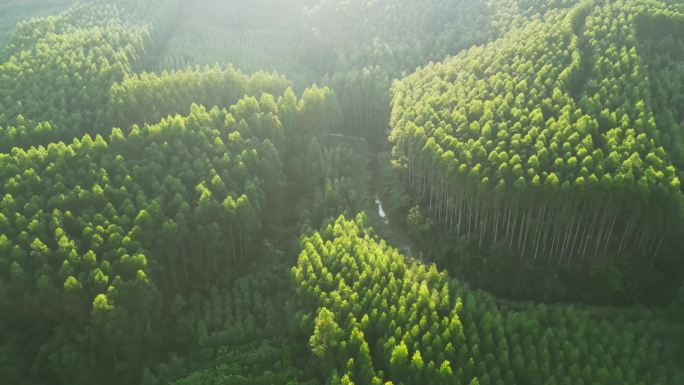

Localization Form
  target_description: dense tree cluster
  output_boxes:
[124,0,316,80]
[293,215,681,384]
[307,0,493,73]
[0,0,74,50]
[390,0,684,266]
[0,10,369,381]
[183,272,288,348]
[308,0,495,142]
[172,340,316,385]
[0,4,149,150]
[1,1,682,384]
[0,77,340,382]
[488,0,581,34]
[111,0,561,143]
[108,65,291,129]
[310,0,582,141]
[295,139,373,230]
[635,8,684,179]
[321,67,392,143]
[165,271,316,385]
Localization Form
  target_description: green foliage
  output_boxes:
[136,0,314,80]
[308,0,494,75]
[146,270,318,385]
[0,0,75,51]
[310,307,343,359]
[378,151,411,218]
[181,271,292,349]
[294,215,681,384]
[390,0,684,276]
[487,0,581,33]
[1,1,682,385]
[295,141,374,230]
[0,4,149,150]
[118,0,553,143]
[173,339,317,385]
[0,76,339,383]
[108,65,292,129]
[635,9,684,181]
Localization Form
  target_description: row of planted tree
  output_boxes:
[1,0,683,383]
[0,3,396,382]
[389,0,684,266]
[292,215,680,385]
[0,5,369,381]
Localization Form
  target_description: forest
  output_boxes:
[0,0,682,384]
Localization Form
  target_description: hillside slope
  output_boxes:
[389,0,684,295]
